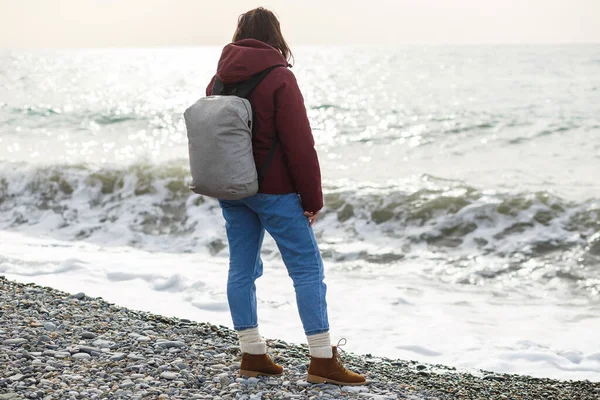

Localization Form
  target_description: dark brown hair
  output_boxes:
[233,7,294,66]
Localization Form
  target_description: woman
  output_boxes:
[206,8,366,386]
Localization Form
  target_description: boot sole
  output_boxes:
[307,374,367,386]
[239,369,283,378]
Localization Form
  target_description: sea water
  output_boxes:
[1,45,599,381]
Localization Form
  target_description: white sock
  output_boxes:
[307,331,333,358]
[237,327,266,354]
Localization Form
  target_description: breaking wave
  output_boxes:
[1,161,597,260]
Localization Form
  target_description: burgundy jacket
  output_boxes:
[206,39,323,213]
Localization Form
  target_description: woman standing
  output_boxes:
[206,8,366,386]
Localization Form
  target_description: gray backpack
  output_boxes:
[184,66,282,200]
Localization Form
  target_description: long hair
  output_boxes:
[233,7,294,66]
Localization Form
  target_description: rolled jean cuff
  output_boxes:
[305,328,330,336]
[235,325,259,331]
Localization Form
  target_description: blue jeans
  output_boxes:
[219,193,329,336]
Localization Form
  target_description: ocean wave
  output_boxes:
[4,105,152,125]
[443,122,496,135]
[1,162,597,263]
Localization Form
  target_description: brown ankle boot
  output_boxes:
[239,353,283,378]
[307,345,366,386]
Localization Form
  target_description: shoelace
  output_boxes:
[335,338,348,367]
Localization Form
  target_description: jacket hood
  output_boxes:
[216,39,288,84]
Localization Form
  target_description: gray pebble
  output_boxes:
[81,332,97,339]
[120,380,135,389]
[110,353,126,361]
[160,372,179,380]
[344,386,369,393]
[71,292,86,300]
[72,353,91,359]
[154,340,185,349]
[483,375,507,382]
[43,322,56,331]
[3,338,28,346]
[8,374,24,382]
[175,362,189,370]
[219,376,231,387]
[78,346,100,354]
[92,339,114,348]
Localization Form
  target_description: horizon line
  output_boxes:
[1,41,599,51]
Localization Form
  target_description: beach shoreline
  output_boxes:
[1,276,598,400]
[2,44,600,384]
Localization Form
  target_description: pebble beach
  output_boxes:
[1,277,598,400]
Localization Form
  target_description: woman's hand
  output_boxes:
[303,210,320,226]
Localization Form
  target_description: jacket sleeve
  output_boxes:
[274,70,323,213]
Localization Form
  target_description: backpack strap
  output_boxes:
[235,64,285,99]
[247,65,285,185]
[258,135,279,185]
[211,78,225,96]
[211,64,285,98]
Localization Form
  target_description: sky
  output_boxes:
[0,0,598,48]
